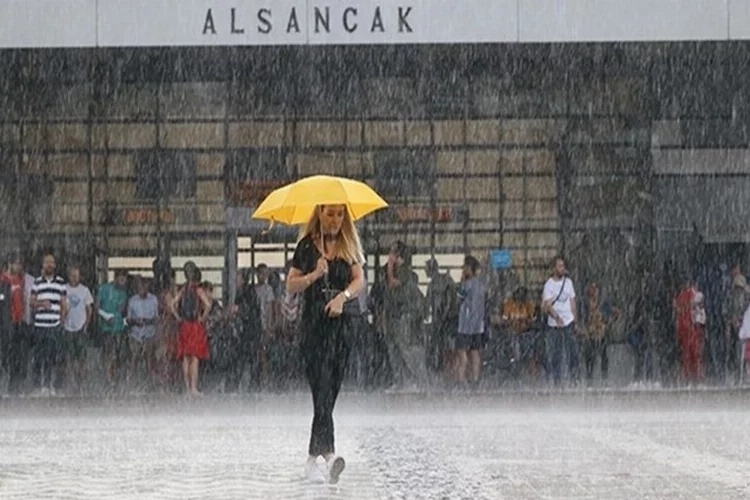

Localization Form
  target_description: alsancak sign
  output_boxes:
[99,0,518,46]
[200,5,415,38]
[2,0,750,48]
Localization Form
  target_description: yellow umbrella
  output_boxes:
[252,175,388,225]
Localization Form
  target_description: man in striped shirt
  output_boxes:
[30,252,68,396]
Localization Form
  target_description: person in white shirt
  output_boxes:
[127,277,160,391]
[24,269,35,328]
[542,256,579,386]
[64,266,94,393]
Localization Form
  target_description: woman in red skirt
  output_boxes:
[170,262,212,396]
[674,278,704,384]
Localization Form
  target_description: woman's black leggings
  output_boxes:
[302,318,351,457]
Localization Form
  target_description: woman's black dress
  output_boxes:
[292,235,358,457]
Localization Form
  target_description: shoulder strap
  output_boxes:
[551,276,567,306]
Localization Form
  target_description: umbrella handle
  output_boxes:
[321,227,330,287]
[261,220,275,236]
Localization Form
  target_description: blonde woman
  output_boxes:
[286,204,365,484]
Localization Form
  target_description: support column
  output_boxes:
[225,230,238,307]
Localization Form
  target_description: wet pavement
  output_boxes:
[0,390,748,499]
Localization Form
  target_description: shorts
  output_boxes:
[64,329,88,362]
[129,335,157,359]
[455,333,486,351]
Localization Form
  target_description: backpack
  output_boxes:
[209,322,239,370]
[179,285,200,321]
[442,279,460,321]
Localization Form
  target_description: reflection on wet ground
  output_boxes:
[1,390,749,499]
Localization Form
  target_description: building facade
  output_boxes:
[0,42,748,313]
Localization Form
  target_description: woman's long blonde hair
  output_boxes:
[298,205,364,265]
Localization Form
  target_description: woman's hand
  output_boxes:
[314,257,329,280]
[325,293,346,318]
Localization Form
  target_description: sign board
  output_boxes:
[380,204,469,224]
[491,249,513,270]
[119,207,198,225]
[122,208,175,225]
[1,0,749,48]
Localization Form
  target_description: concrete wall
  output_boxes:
[4,0,750,48]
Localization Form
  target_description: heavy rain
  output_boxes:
[1,1,750,499]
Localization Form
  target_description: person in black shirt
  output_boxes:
[287,204,365,485]
[228,269,263,393]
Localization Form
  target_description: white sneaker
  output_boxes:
[305,459,326,484]
[40,388,51,397]
[49,387,57,397]
[326,456,346,485]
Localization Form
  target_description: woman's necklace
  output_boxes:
[317,236,337,260]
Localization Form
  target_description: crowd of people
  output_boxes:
[1,245,749,397]
[369,247,750,391]
[0,251,269,397]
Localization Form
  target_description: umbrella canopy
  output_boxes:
[252,175,388,225]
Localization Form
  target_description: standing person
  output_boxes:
[22,260,36,390]
[542,256,578,387]
[455,256,487,389]
[674,278,705,384]
[229,269,263,393]
[30,252,68,396]
[23,260,36,327]
[255,263,277,385]
[382,241,427,390]
[0,261,13,394]
[156,268,180,392]
[425,258,459,381]
[202,281,235,392]
[2,255,29,395]
[169,262,212,396]
[258,264,278,386]
[345,267,371,389]
[286,204,365,484]
[723,273,750,383]
[127,277,159,392]
[580,282,619,386]
[63,265,94,394]
[629,276,655,386]
[496,287,538,380]
[255,263,276,339]
[279,260,304,385]
[97,269,129,391]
